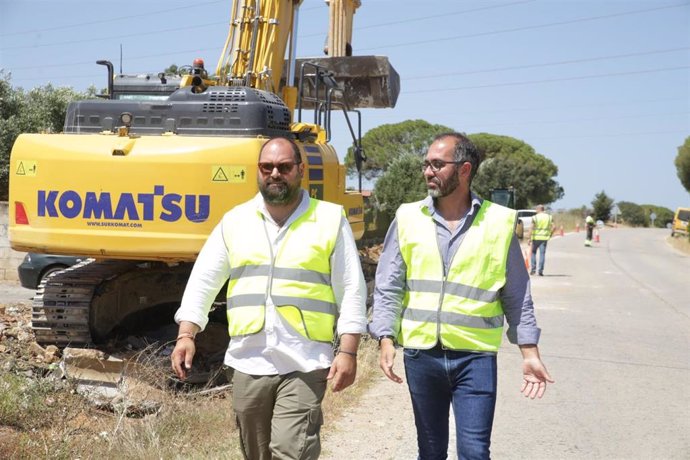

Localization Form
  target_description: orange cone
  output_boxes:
[594,229,600,243]
[560,225,564,237]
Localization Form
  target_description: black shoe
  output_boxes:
[538,272,544,276]
[529,271,535,275]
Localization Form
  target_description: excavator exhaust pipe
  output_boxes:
[191,75,208,94]
[282,55,400,109]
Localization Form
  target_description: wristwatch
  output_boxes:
[377,334,396,345]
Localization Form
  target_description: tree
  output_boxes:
[617,201,646,227]
[675,136,690,193]
[373,153,427,223]
[0,74,94,200]
[164,64,193,76]
[591,191,613,222]
[165,64,179,75]
[0,74,23,199]
[640,205,673,228]
[470,133,564,209]
[344,119,452,180]
[345,122,564,209]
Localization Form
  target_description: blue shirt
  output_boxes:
[369,194,541,346]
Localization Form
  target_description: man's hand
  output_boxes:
[519,345,554,399]
[171,337,196,380]
[171,321,200,380]
[379,339,403,383]
[328,333,360,392]
[327,352,357,392]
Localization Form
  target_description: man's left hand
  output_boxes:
[327,352,357,392]
[521,357,554,399]
[519,344,554,399]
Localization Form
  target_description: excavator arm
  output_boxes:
[216,0,301,93]
[212,0,397,111]
[325,0,361,57]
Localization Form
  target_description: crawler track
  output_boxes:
[31,259,136,346]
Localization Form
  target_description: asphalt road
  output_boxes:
[322,228,690,459]
[0,279,33,304]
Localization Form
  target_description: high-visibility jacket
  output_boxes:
[531,213,553,241]
[396,200,515,352]
[221,198,342,343]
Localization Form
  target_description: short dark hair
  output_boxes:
[259,136,302,164]
[432,132,481,182]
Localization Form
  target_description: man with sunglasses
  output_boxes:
[370,132,554,459]
[172,136,367,459]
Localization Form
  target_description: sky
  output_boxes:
[1,0,689,211]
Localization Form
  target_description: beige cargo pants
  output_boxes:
[229,368,329,460]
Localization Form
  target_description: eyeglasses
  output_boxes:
[422,159,467,172]
[258,161,299,175]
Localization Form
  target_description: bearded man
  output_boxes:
[172,136,367,460]
[370,132,554,460]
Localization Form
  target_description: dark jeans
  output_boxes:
[404,346,498,460]
[530,240,548,274]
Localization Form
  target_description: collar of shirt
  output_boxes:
[420,193,483,233]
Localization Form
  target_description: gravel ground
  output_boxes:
[321,356,419,460]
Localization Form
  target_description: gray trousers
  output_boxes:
[229,368,329,460]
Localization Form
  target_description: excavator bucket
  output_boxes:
[283,55,400,109]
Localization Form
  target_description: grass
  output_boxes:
[0,338,382,459]
[322,337,379,420]
[0,372,77,431]
[551,210,586,233]
[0,346,243,459]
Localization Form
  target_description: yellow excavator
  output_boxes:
[8,0,398,345]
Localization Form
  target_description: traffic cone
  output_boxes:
[594,229,600,243]
[576,223,580,233]
[559,225,564,237]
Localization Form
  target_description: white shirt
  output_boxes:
[174,190,368,375]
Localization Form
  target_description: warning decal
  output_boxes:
[212,166,247,183]
[16,161,37,176]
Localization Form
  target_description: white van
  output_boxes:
[516,209,537,239]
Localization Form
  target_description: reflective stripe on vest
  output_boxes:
[531,213,552,241]
[396,200,515,352]
[221,198,342,342]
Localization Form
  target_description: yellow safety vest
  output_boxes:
[221,198,342,342]
[531,213,553,241]
[396,200,515,352]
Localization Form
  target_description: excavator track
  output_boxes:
[31,259,137,346]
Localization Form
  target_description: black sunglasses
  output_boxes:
[258,161,299,175]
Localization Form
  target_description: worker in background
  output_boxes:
[529,204,556,276]
[585,214,595,246]
[171,137,367,460]
[370,132,554,459]
[191,57,207,78]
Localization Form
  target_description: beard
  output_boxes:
[427,171,460,198]
[259,178,301,205]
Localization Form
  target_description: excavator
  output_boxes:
[8,0,399,346]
